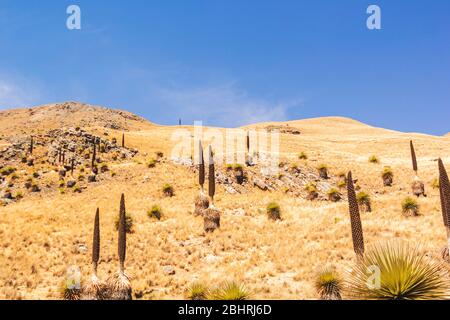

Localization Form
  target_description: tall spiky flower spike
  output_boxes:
[91,140,97,170]
[198,140,205,192]
[438,159,450,260]
[29,135,34,155]
[208,145,215,205]
[410,140,418,174]
[107,194,132,300]
[347,171,365,259]
[71,158,75,175]
[82,208,106,300]
[121,133,125,148]
[118,194,126,273]
[92,208,100,275]
[246,131,250,152]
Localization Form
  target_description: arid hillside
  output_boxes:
[1,102,450,300]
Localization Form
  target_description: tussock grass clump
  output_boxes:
[381,167,394,186]
[298,152,308,160]
[412,177,426,197]
[402,197,419,217]
[327,188,341,202]
[208,281,250,300]
[346,242,450,300]
[147,205,162,220]
[337,180,346,189]
[194,193,209,216]
[432,178,440,189]
[204,207,221,232]
[305,183,318,200]
[114,213,133,233]
[147,158,157,168]
[0,166,16,176]
[187,282,209,300]
[60,278,82,300]
[369,155,379,164]
[163,184,174,197]
[266,202,281,220]
[317,164,328,179]
[356,191,372,212]
[315,268,342,300]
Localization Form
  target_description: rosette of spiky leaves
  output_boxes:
[438,159,450,227]
[118,194,126,272]
[315,268,343,300]
[208,281,250,300]
[410,140,418,173]
[346,242,450,300]
[187,282,209,300]
[347,171,365,258]
[198,140,205,190]
[208,146,215,202]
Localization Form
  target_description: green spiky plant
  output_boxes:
[402,197,419,217]
[266,202,281,220]
[317,164,328,179]
[315,267,343,300]
[147,205,162,220]
[438,159,450,261]
[346,242,450,300]
[369,155,379,164]
[356,191,372,213]
[187,282,209,300]
[298,152,307,160]
[381,167,394,186]
[347,171,365,259]
[60,278,82,300]
[327,188,341,202]
[208,281,250,300]
[108,194,132,300]
[162,184,174,197]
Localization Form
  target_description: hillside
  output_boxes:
[1,103,450,300]
[0,102,155,139]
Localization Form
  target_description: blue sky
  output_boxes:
[0,1,449,134]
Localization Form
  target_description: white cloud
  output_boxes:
[0,76,41,109]
[155,83,302,127]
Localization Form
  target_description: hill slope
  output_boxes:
[1,103,450,300]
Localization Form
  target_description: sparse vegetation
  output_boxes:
[147,205,162,220]
[402,197,419,216]
[317,164,328,179]
[162,184,174,197]
[369,155,379,164]
[327,188,341,202]
[298,152,308,160]
[266,202,281,220]
[382,167,394,186]
[114,213,134,233]
[147,158,157,168]
[356,191,372,212]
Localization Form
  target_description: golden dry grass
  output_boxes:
[1,114,450,300]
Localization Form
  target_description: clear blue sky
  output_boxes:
[0,1,449,134]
